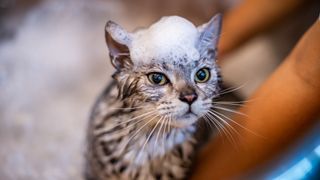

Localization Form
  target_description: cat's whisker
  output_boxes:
[120,112,158,132]
[219,83,247,96]
[215,100,252,104]
[205,113,229,139]
[207,113,231,137]
[206,113,238,148]
[117,110,158,126]
[121,114,160,153]
[122,112,159,135]
[210,109,264,138]
[212,99,255,107]
[203,114,214,129]
[213,102,245,107]
[219,82,246,93]
[208,110,241,137]
[167,115,173,138]
[155,115,166,148]
[93,111,156,137]
[109,106,147,110]
[165,115,171,136]
[160,115,170,152]
[201,115,209,127]
[212,105,248,117]
[124,110,158,124]
[163,115,171,149]
[203,114,220,135]
[219,86,237,94]
[169,114,173,126]
[205,114,227,140]
[138,116,163,160]
[163,115,168,136]
[96,111,156,137]
[203,114,222,137]
[208,111,242,149]
[160,116,167,151]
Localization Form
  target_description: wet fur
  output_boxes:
[86,15,222,180]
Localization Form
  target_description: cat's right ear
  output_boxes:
[105,21,133,70]
[197,14,222,54]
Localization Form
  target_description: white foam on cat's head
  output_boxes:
[130,16,200,64]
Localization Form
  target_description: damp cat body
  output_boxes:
[86,14,222,180]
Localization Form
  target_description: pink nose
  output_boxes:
[179,93,198,105]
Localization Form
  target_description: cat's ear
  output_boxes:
[197,14,222,53]
[105,21,133,70]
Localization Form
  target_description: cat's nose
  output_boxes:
[179,93,198,105]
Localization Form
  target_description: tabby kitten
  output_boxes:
[86,14,222,180]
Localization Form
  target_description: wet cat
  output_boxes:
[86,14,222,180]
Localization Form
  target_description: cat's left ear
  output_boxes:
[197,14,222,53]
[105,21,133,70]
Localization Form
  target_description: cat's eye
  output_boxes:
[148,73,168,85]
[195,68,210,83]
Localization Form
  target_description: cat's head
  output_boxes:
[105,14,222,128]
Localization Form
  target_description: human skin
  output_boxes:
[191,20,320,180]
[218,0,307,57]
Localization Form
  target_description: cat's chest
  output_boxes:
[96,113,196,163]
[87,84,198,179]
[90,111,197,179]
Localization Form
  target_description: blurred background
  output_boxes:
[0,0,319,179]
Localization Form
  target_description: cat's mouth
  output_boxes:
[169,112,198,128]
[181,111,197,118]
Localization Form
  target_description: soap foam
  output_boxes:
[130,16,200,64]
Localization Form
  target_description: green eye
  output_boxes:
[195,68,210,83]
[148,73,168,85]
